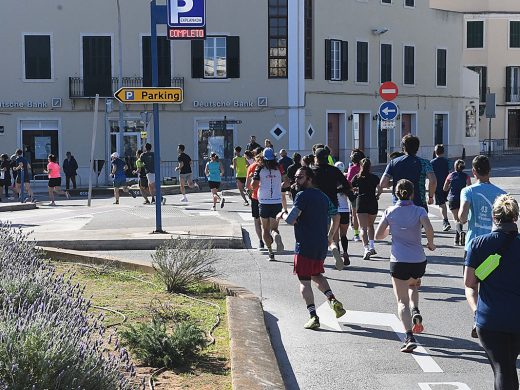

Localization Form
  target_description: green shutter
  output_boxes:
[191,40,204,79]
[227,36,240,78]
[325,39,331,81]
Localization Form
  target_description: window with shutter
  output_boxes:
[404,46,414,85]
[24,35,51,80]
[304,0,313,79]
[380,44,392,83]
[510,21,520,48]
[467,21,484,48]
[191,40,204,78]
[436,49,447,87]
[142,36,171,87]
[268,0,288,78]
[356,41,368,83]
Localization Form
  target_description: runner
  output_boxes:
[110,152,136,205]
[287,153,302,201]
[375,179,436,353]
[246,135,261,151]
[443,159,471,245]
[175,144,199,202]
[380,135,437,211]
[252,148,288,260]
[312,148,351,270]
[351,158,381,260]
[244,150,255,165]
[245,148,264,249]
[347,149,365,242]
[278,149,293,212]
[459,155,506,253]
[205,152,224,211]
[13,149,34,203]
[277,166,346,330]
[0,154,11,201]
[231,146,249,206]
[463,194,520,390]
[334,161,351,266]
[134,150,150,204]
[430,144,451,231]
[43,154,70,206]
[141,143,165,204]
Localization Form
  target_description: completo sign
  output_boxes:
[114,87,183,104]
[167,0,206,40]
[168,28,205,39]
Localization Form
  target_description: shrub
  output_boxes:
[0,223,136,389]
[119,317,207,368]
[152,236,220,293]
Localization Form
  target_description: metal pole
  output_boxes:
[88,95,100,207]
[488,117,492,157]
[116,0,125,158]
[151,0,163,233]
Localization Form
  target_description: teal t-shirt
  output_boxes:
[207,161,221,182]
[460,182,506,250]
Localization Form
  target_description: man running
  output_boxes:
[110,152,136,204]
[278,149,293,212]
[13,148,34,202]
[141,143,164,204]
[277,166,346,330]
[430,144,451,231]
[380,135,437,211]
[232,146,249,206]
[312,148,351,271]
[175,144,199,202]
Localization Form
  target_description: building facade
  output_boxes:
[0,0,478,185]
[431,0,520,152]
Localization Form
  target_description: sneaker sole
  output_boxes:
[274,235,284,252]
[363,253,371,260]
[304,323,320,330]
[400,342,417,353]
[332,247,343,270]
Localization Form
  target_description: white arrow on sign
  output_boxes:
[316,302,443,373]
[382,106,397,115]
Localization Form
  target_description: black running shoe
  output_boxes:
[460,231,466,246]
[400,335,417,353]
[471,324,478,339]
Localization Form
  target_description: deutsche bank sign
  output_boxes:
[167,0,205,28]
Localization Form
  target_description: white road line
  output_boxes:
[238,212,254,221]
[317,303,443,373]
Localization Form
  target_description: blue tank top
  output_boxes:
[207,161,221,182]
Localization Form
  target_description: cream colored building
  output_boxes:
[0,0,479,185]
[431,0,520,152]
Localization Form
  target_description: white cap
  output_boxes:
[111,152,119,159]
[335,161,345,171]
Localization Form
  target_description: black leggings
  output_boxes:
[477,327,520,390]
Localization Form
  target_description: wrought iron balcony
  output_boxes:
[69,77,184,98]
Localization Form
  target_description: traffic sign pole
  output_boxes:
[151,0,164,233]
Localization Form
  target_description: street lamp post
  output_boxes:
[116,0,125,158]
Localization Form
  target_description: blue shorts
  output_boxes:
[113,177,127,188]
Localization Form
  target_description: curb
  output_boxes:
[39,247,285,390]
[0,203,37,212]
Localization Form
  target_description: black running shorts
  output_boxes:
[390,260,427,281]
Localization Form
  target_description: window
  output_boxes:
[380,43,392,83]
[325,39,348,81]
[405,0,414,7]
[404,45,414,85]
[510,21,520,48]
[506,66,520,102]
[436,48,447,87]
[142,36,171,87]
[191,36,240,79]
[304,0,313,79]
[467,66,487,103]
[82,36,112,96]
[467,20,484,48]
[24,35,51,80]
[382,0,392,3]
[269,0,288,78]
[356,41,368,83]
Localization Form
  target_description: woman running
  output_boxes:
[351,158,381,260]
[376,179,436,353]
[134,150,150,204]
[334,161,352,266]
[205,152,224,211]
[347,149,365,241]
[44,154,70,206]
[443,159,471,246]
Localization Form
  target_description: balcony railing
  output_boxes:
[69,77,184,98]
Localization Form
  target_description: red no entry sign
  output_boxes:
[379,81,398,101]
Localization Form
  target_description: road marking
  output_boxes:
[238,212,254,221]
[317,303,443,373]
[418,383,471,390]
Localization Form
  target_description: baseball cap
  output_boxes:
[263,148,275,161]
[335,161,345,171]
[111,152,119,159]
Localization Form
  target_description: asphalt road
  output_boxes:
[3,163,520,390]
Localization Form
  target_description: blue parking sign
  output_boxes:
[167,0,205,28]
[379,101,398,121]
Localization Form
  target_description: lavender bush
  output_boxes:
[0,223,137,389]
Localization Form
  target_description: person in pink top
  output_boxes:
[44,154,70,206]
[346,149,365,241]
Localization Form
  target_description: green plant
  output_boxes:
[152,236,220,293]
[119,317,207,368]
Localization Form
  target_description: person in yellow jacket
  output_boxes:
[232,146,250,206]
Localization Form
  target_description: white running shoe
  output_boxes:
[331,245,344,271]
[363,248,371,260]
[211,205,216,211]
[274,233,284,252]
[181,197,188,202]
